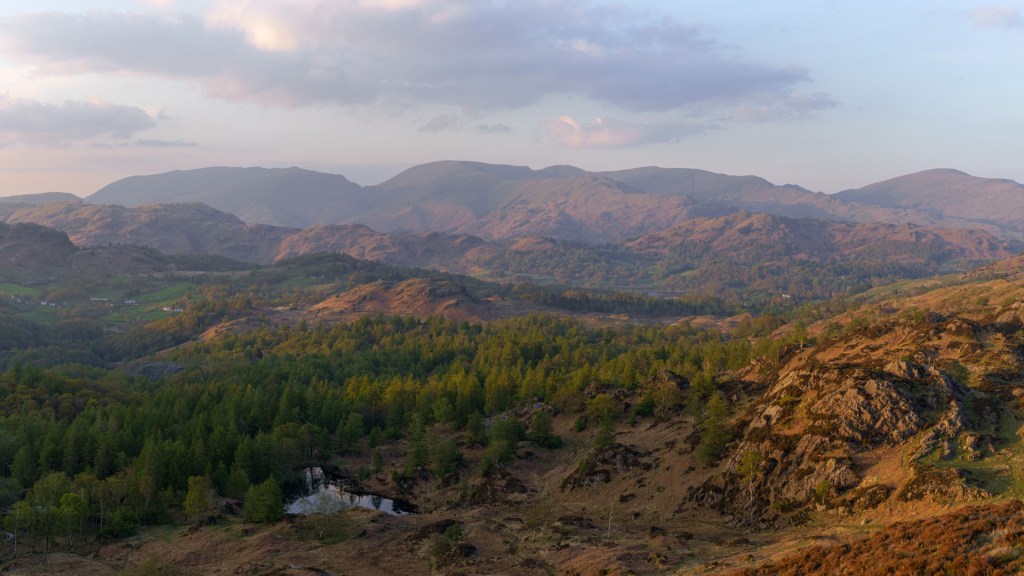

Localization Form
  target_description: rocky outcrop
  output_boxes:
[464,471,529,505]
[308,279,490,322]
[700,354,997,527]
[894,464,990,503]
[913,400,971,460]
[561,443,651,492]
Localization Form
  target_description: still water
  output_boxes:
[286,467,413,516]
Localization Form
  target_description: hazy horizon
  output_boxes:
[8,161,1016,201]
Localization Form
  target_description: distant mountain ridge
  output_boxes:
[836,168,1024,231]
[81,161,1024,241]
[89,166,365,228]
[0,192,81,205]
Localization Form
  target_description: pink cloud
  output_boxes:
[969,4,1022,28]
[546,115,708,149]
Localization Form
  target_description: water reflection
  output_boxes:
[286,468,413,516]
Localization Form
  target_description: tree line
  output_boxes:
[0,313,754,552]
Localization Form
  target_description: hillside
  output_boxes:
[0,220,78,273]
[0,203,507,273]
[307,278,500,323]
[1,201,1016,305]
[88,166,367,228]
[731,501,1024,575]
[836,168,1024,234]
[0,201,293,263]
[626,212,1015,263]
[277,225,503,271]
[499,213,1016,300]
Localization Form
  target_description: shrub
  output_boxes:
[102,509,140,538]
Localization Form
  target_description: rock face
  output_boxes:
[700,366,926,525]
[697,310,1014,527]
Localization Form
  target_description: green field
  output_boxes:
[135,282,194,304]
[0,282,40,298]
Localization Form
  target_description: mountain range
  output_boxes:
[2,161,1022,303]
[77,162,1024,240]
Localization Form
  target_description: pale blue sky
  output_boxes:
[0,0,1020,196]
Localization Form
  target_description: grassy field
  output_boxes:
[0,282,40,298]
[135,282,194,304]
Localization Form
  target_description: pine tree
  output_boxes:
[696,392,730,466]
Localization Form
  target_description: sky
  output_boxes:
[0,0,1021,196]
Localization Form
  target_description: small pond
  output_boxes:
[286,467,414,516]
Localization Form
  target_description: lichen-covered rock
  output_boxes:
[894,464,990,503]
[803,374,922,446]
[913,400,969,460]
[465,471,529,504]
[561,443,649,491]
[701,357,996,527]
[833,483,893,514]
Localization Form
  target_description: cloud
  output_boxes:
[0,12,372,107]
[968,4,1022,28]
[478,123,512,134]
[136,0,178,9]
[0,2,828,116]
[136,138,199,147]
[156,108,179,121]
[419,113,461,132]
[732,92,838,122]
[0,95,155,146]
[546,115,709,149]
